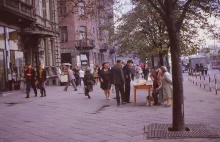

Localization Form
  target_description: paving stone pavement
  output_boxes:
[0,76,220,142]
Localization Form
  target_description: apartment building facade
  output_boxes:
[58,0,115,69]
[0,0,61,92]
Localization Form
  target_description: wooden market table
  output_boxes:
[133,84,153,105]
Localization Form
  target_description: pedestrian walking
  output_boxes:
[63,66,77,91]
[155,66,173,107]
[143,63,150,81]
[99,63,112,100]
[130,65,135,81]
[73,66,80,86]
[93,67,99,85]
[150,65,163,105]
[37,63,47,97]
[111,60,125,105]
[79,68,85,86]
[83,69,95,99]
[22,66,27,92]
[24,64,38,98]
[135,65,141,79]
[123,60,133,103]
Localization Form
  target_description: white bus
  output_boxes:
[210,53,220,69]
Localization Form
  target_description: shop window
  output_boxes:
[7,28,18,50]
[0,51,5,91]
[0,26,5,49]
[10,51,24,81]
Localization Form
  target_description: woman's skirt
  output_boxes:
[101,80,111,90]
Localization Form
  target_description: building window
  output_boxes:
[7,28,18,50]
[44,39,48,66]
[60,26,68,42]
[79,26,87,40]
[58,1,67,15]
[78,2,85,16]
[51,39,55,66]
[42,0,47,18]
[21,0,33,5]
[0,26,5,50]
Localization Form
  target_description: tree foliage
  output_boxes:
[135,0,220,131]
[114,0,220,61]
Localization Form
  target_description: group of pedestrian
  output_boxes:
[133,63,150,81]
[24,63,47,98]
[97,61,173,107]
[23,60,173,107]
[96,60,134,105]
[150,65,173,107]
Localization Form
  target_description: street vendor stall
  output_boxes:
[133,79,153,106]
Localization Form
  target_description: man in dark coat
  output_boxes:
[24,64,38,98]
[111,60,125,105]
[123,60,133,103]
[37,63,47,97]
[73,66,80,86]
[143,63,150,81]
[83,69,95,99]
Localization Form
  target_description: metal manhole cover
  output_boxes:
[145,123,220,139]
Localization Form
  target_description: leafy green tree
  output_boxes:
[114,2,204,67]
[129,0,220,131]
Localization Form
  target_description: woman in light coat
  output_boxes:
[156,66,173,107]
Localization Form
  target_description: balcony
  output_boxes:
[100,43,108,52]
[75,40,95,52]
[0,0,36,23]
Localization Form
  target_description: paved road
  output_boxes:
[0,79,220,142]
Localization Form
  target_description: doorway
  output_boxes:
[0,50,5,91]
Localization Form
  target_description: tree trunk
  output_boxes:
[159,51,164,66]
[165,1,185,131]
[169,31,185,131]
[151,55,155,68]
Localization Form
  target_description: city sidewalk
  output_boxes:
[0,78,220,142]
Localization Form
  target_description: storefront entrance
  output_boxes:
[0,50,5,91]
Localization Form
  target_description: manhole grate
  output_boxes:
[145,123,220,139]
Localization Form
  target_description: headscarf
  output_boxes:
[161,66,168,72]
